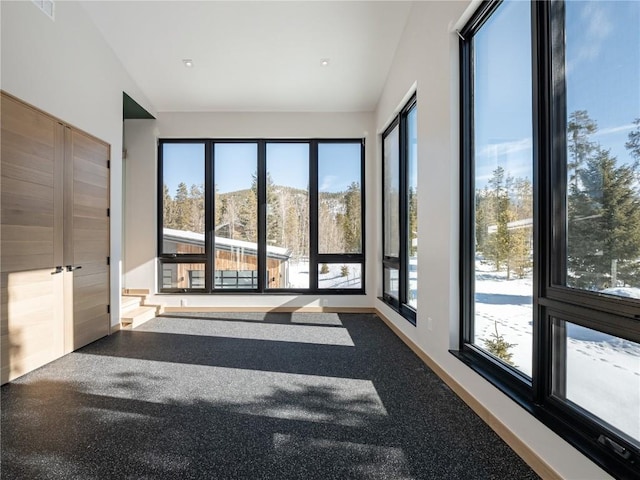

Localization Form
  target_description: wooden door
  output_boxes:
[1,93,65,383]
[65,128,110,350]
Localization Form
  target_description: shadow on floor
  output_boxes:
[1,314,539,480]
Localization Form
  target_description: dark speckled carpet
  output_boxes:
[1,313,539,479]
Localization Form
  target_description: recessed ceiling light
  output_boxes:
[182,59,194,68]
[320,58,330,67]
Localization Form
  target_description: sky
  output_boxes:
[474,0,640,188]
[318,143,361,193]
[163,142,362,196]
[163,143,205,195]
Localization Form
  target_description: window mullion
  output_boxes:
[157,140,164,258]
[205,141,214,292]
[309,140,319,290]
[257,140,267,292]
[399,110,409,306]
[460,26,475,346]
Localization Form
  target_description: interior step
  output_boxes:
[121,295,142,313]
[121,306,157,329]
[120,289,164,329]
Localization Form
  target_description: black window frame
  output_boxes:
[457,2,640,479]
[381,94,418,324]
[158,138,366,295]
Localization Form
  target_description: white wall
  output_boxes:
[0,1,612,475]
[1,1,156,329]
[123,119,159,292]
[374,2,611,479]
[124,111,377,308]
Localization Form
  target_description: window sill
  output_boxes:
[378,296,416,325]
[449,348,639,480]
[158,290,367,295]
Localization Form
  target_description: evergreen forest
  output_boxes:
[163,174,362,260]
[476,111,640,291]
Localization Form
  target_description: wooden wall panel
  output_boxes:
[1,92,111,382]
[68,128,110,350]
[1,93,64,384]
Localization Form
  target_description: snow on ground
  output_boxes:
[475,259,640,443]
[600,287,640,299]
[474,261,534,376]
[566,329,640,442]
[288,261,361,289]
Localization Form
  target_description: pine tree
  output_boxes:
[625,118,640,164]
[342,182,361,253]
[319,195,344,253]
[508,178,533,278]
[475,186,495,256]
[263,173,282,247]
[238,186,258,243]
[163,184,175,229]
[189,183,205,233]
[568,147,640,289]
[568,110,597,191]
[214,184,222,231]
[173,182,190,230]
[485,167,511,273]
[284,191,301,257]
[510,226,532,279]
[408,186,418,257]
[484,321,516,366]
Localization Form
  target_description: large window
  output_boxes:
[470,0,534,376]
[382,95,418,322]
[266,143,310,289]
[460,2,640,478]
[159,142,207,291]
[214,143,258,290]
[158,139,365,293]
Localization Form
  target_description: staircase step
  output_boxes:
[121,306,157,329]
[121,295,142,312]
[149,304,165,315]
[122,288,150,296]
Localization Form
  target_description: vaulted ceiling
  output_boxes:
[81,1,413,113]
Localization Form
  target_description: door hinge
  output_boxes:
[107,160,111,169]
[107,208,110,217]
[106,256,110,265]
[107,304,110,314]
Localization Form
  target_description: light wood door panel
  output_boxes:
[1,271,64,383]
[1,92,111,383]
[1,94,65,384]
[66,128,110,351]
